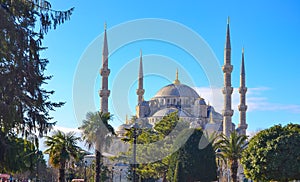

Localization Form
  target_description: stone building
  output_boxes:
[99,19,248,138]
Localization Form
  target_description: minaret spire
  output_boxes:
[136,49,145,103]
[222,17,234,137]
[238,47,248,135]
[99,23,110,113]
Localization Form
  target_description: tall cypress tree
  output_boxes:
[167,128,217,182]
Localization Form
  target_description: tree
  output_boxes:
[0,0,73,168]
[215,131,247,182]
[44,130,81,182]
[0,0,72,136]
[0,134,42,174]
[167,128,217,182]
[78,111,115,182]
[241,124,300,182]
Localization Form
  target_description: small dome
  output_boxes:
[195,98,206,105]
[153,83,200,98]
[116,124,130,133]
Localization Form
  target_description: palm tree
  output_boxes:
[44,130,81,182]
[215,131,247,182]
[78,111,115,182]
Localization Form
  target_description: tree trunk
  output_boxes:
[230,160,238,182]
[95,149,101,182]
[59,161,66,182]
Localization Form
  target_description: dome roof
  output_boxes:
[152,107,177,117]
[115,124,130,132]
[153,83,200,98]
[152,107,191,117]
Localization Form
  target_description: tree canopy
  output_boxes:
[44,130,82,182]
[167,128,217,182]
[241,123,300,182]
[78,111,115,182]
[215,131,247,182]
[0,0,73,138]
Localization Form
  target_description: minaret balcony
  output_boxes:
[136,89,145,95]
[222,109,233,116]
[238,123,248,129]
[239,87,247,94]
[222,87,233,94]
[238,105,248,111]
[100,68,111,77]
[99,89,110,97]
[222,65,233,73]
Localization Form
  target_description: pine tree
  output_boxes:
[0,0,73,136]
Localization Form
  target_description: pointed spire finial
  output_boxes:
[241,47,245,75]
[225,17,231,49]
[125,114,128,124]
[102,22,108,57]
[174,68,180,85]
[138,49,143,78]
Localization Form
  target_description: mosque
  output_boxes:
[99,19,248,138]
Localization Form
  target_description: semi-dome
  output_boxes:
[153,83,200,98]
[152,107,191,117]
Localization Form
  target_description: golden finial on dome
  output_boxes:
[173,68,181,85]
[125,114,128,125]
[210,110,214,123]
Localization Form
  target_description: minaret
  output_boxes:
[238,48,248,135]
[99,23,110,113]
[222,17,234,137]
[136,50,145,104]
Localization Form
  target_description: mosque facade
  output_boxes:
[99,20,248,137]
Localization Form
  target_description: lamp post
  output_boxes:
[111,166,114,182]
[84,160,87,182]
[119,169,123,182]
[132,122,138,182]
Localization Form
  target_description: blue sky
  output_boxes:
[42,0,300,135]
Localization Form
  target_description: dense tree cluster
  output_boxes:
[120,112,217,182]
[242,124,300,182]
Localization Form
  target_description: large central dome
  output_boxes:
[154,83,200,98]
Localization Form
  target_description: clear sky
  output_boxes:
[42,0,300,135]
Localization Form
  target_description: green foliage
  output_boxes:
[0,0,73,137]
[215,131,247,182]
[241,123,300,181]
[173,160,184,182]
[79,111,115,150]
[44,130,81,182]
[78,111,115,182]
[167,128,217,182]
[0,134,43,173]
